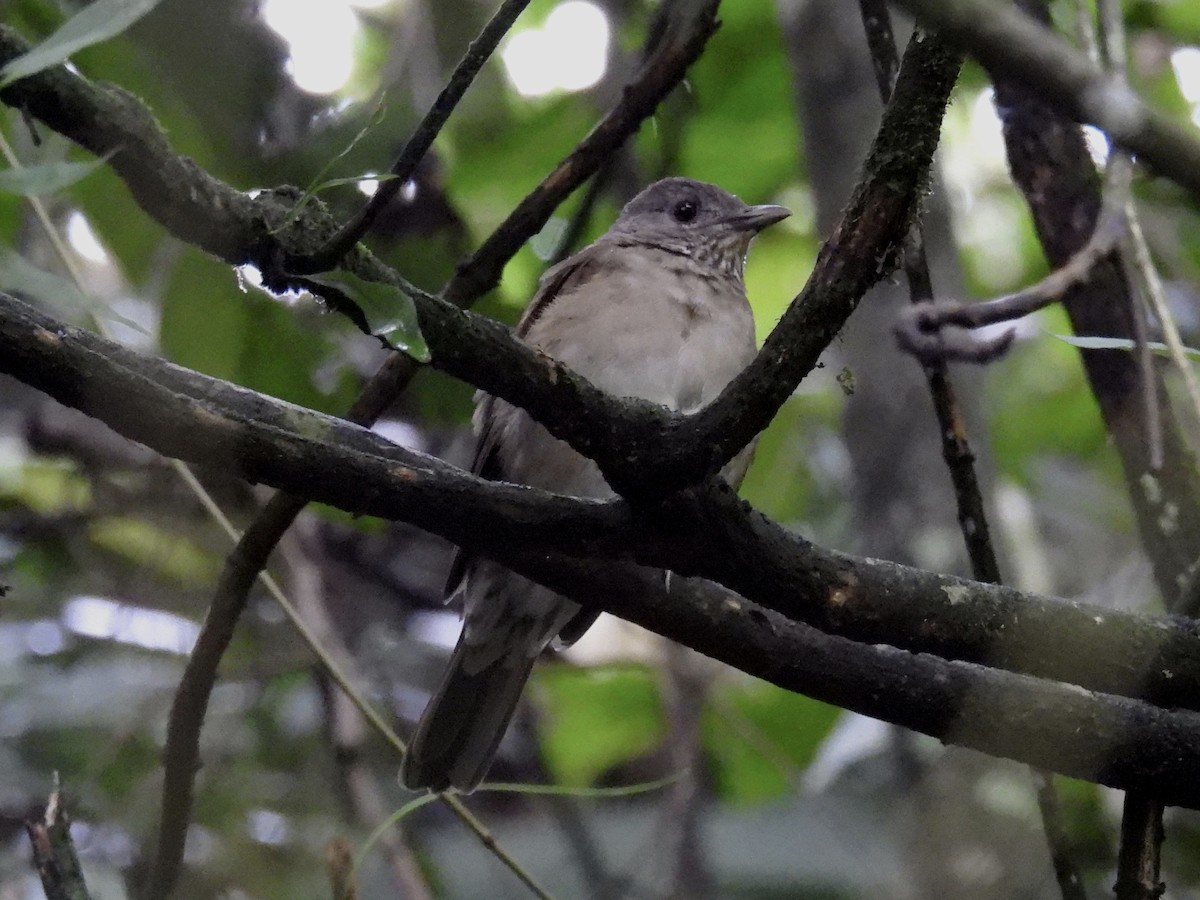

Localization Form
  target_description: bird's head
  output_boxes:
[610,177,790,276]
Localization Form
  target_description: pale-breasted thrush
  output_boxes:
[400,177,790,792]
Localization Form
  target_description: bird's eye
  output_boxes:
[672,199,698,223]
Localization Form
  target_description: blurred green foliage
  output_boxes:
[536,664,667,786]
[704,680,841,806]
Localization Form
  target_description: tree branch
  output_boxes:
[974,1,1197,893]
[26,783,91,900]
[292,0,533,272]
[982,16,1200,605]
[889,0,1200,202]
[13,293,1200,807]
[0,20,956,502]
[858,5,1086,898]
[114,5,724,889]
[4,287,1200,711]
[1116,791,1166,900]
[531,560,1200,811]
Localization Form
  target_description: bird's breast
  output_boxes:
[489,250,756,494]
[526,255,756,413]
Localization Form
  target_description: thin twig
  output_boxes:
[858,0,901,100]
[894,155,1132,365]
[292,0,533,273]
[1123,207,1200,461]
[899,234,1005,582]
[1034,769,1090,900]
[521,706,627,900]
[0,132,91,298]
[659,642,711,898]
[326,838,358,900]
[1094,0,1164,474]
[146,496,309,898]
[858,1,1001,582]
[1115,793,1166,900]
[549,163,615,266]
[859,3,1086,897]
[1094,0,1169,895]
[1122,204,1163,473]
[288,536,434,900]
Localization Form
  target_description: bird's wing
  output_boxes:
[443,244,606,598]
[513,243,605,336]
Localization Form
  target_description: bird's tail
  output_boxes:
[400,634,537,793]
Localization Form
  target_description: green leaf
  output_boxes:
[306,270,430,362]
[6,459,92,514]
[1,0,168,86]
[1049,333,1200,359]
[704,679,842,805]
[88,516,221,586]
[535,664,665,786]
[0,157,108,196]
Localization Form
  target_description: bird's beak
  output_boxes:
[726,204,791,232]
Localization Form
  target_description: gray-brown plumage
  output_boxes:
[400,177,789,793]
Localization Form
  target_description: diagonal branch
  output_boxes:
[12,291,1200,727]
[529,558,1200,812]
[889,0,1200,201]
[291,0,533,273]
[0,20,956,502]
[13,293,1200,803]
[616,29,962,495]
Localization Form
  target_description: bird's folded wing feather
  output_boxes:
[443,243,607,599]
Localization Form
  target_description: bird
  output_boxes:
[400,177,790,793]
